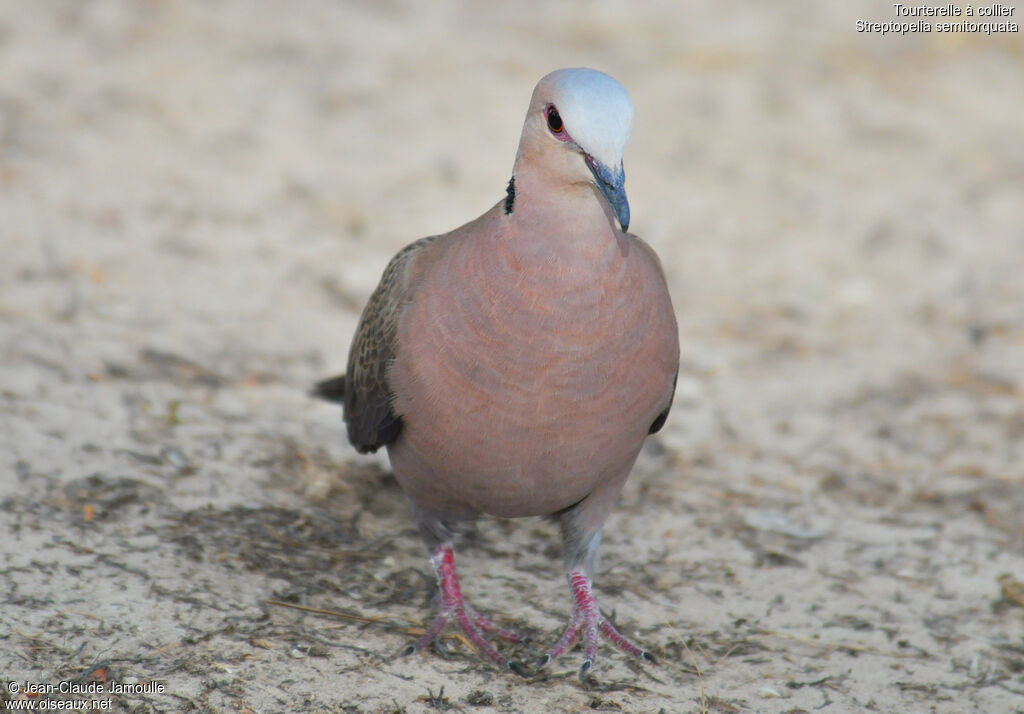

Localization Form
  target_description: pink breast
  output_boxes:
[389,231,678,518]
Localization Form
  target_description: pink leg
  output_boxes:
[541,608,583,662]
[538,570,655,678]
[404,544,520,666]
[464,603,522,642]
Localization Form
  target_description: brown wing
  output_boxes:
[648,370,677,434]
[333,235,440,454]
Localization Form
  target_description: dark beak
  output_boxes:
[585,155,630,231]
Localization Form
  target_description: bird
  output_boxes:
[313,68,679,678]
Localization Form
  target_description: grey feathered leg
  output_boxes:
[538,490,655,678]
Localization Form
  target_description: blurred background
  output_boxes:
[2,2,1022,712]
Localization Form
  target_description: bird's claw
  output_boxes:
[507,660,530,678]
[540,569,653,675]
[578,658,593,679]
[405,544,521,667]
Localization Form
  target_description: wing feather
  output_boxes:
[317,235,440,453]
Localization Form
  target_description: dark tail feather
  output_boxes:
[311,374,346,404]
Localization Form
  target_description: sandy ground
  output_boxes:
[2,2,1024,712]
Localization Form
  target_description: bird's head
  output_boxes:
[515,68,634,232]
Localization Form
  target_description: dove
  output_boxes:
[314,68,679,678]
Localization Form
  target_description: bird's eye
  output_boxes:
[546,107,563,134]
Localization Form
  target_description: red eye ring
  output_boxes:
[545,105,564,134]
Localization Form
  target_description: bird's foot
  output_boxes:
[404,543,521,667]
[537,570,655,679]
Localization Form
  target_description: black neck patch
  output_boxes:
[504,176,515,215]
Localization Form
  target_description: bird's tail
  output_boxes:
[311,374,346,404]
